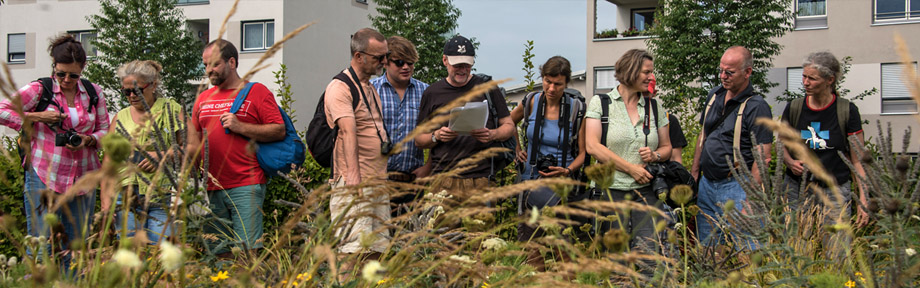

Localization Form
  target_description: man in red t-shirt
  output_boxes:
[188,40,284,256]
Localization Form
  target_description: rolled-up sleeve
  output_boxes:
[0,82,43,131]
[89,83,109,144]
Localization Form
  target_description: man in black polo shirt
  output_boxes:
[414,35,515,200]
[690,46,773,249]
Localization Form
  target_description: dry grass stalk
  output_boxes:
[894,33,920,125]
[571,200,671,220]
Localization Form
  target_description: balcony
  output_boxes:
[594,0,658,41]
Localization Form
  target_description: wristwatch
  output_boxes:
[655,152,662,162]
[431,132,438,144]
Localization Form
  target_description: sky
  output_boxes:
[452,0,593,88]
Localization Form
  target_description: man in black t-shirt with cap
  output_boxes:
[414,35,515,200]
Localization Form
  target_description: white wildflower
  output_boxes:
[361,260,385,283]
[674,223,684,230]
[528,206,539,225]
[870,244,879,249]
[449,255,476,265]
[673,207,682,214]
[912,215,920,221]
[159,241,183,272]
[481,238,508,251]
[471,219,486,225]
[7,256,16,267]
[0,255,6,264]
[113,249,142,268]
[907,248,917,257]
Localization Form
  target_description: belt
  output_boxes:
[387,171,416,183]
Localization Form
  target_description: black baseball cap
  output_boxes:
[443,35,475,66]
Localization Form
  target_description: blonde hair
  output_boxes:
[614,49,653,87]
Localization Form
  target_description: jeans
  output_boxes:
[23,167,95,274]
[204,184,266,254]
[113,186,174,244]
[696,175,759,250]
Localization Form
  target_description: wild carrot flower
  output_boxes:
[362,260,385,283]
[210,270,229,282]
[906,248,916,256]
[113,249,142,268]
[159,241,183,272]
[481,238,507,251]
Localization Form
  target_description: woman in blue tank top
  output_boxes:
[508,56,586,271]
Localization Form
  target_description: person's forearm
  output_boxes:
[233,122,285,142]
[654,144,672,163]
[492,122,515,141]
[415,132,436,149]
[691,140,704,179]
[587,141,634,174]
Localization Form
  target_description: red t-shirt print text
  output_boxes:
[198,99,251,118]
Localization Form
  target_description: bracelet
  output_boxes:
[654,152,661,162]
[564,167,572,175]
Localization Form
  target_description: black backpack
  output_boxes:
[305,70,360,168]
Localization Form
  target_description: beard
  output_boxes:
[209,71,226,86]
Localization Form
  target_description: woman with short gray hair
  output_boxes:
[102,60,184,244]
[780,51,868,245]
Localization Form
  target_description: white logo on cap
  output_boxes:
[458,45,466,54]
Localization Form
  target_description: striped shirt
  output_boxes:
[0,79,109,194]
[371,74,428,173]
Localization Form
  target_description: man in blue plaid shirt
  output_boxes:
[371,36,431,211]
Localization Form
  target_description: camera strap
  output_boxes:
[347,67,390,146]
[529,92,570,168]
[642,94,659,149]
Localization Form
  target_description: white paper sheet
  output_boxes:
[448,100,489,134]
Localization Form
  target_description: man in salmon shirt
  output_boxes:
[188,39,284,257]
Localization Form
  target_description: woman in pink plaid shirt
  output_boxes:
[0,34,109,272]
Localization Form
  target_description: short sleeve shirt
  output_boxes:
[191,83,283,190]
[781,95,863,185]
[114,97,183,193]
[416,75,510,179]
[669,114,688,149]
[585,89,668,190]
[698,84,774,180]
[325,69,388,182]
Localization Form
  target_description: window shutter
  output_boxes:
[8,34,25,53]
[881,62,918,113]
[787,67,804,95]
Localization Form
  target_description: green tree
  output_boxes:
[521,40,536,92]
[646,0,794,114]
[370,0,461,84]
[85,0,203,113]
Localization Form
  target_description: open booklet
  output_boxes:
[448,100,489,134]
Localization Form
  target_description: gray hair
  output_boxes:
[802,51,842,90]
[350,28,385,56]
[117,60,163,94]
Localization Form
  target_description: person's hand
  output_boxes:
[470,128,492,143]
[412,163,432,179]
[628,163,653,185]
[856,198,870,228]
[515,146,527,164]
[29,111,66,125]
[638,147,656,163]
[220,112,240,132]
[65,134,95,151]
[137,151,158,173]
[537,166,569,178]
[434,127,458,143]
[788,160,805,176]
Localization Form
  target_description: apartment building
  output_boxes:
[1,0,377,131]
[587,0,920,150]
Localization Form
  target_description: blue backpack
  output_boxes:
[228,82,306,177]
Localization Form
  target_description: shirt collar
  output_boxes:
[723,82,756,104]
[607,87,648,107]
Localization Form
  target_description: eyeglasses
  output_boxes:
[121,83,152,97]
[390,59,414,67]
[54,71,81,79]
[359,51,390,62]
[718,68,737,78]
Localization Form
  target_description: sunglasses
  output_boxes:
[121,83,152,97]
[718,68,737,78]
[54,71,81,79]
[390,59,414,67]
[359,51,390,62]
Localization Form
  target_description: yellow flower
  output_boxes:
[210,270,229,282]
[845,280,856,287]
[481,282,490,288]
[377,277,389,285]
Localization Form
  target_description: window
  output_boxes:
[881,62,918,114]
[594,67,617,94]
[875,0,920,22]
[176,0,208,4]
[594,0,618,39]
[787,67,804,95]
[7,34,25,63]
[795,0,827,29]
[631,8,656,31]
[68,31,98,58]
[242,20,274,51]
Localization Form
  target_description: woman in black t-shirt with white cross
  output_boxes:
[781,51,868,228]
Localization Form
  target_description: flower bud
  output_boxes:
[669,185,694,205]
